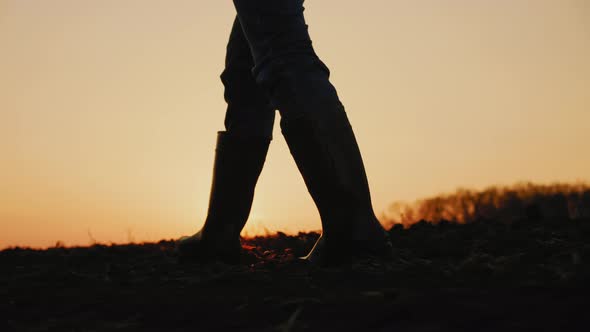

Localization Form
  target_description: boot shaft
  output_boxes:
[202,131,271,241]
[281,106,385,245]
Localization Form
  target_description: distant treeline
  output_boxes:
[386,182,590,226]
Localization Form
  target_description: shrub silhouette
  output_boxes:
[386,182,590,227]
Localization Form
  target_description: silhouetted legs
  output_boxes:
[180,2,392,264]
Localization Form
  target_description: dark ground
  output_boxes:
[2,218,590,331]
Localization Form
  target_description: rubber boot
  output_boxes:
[176,131,271,264]
[281,105,393,266]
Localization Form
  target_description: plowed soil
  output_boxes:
[2,218,590,331]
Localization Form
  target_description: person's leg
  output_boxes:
[177,17,275,263]
[221,16,276,139]
[233,0,392,264]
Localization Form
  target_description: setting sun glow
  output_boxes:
[2,0,589,248]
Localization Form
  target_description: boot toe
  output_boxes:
[300,234,395,267]
[176,231,242,264]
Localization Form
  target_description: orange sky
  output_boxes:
[2,0,589,248]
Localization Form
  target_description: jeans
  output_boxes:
[221,0,343,140]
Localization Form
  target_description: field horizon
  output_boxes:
[4,181,589,251]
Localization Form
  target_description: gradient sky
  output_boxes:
[1,0,589,248]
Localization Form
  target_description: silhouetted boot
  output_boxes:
[280,103,393,266]
[176,131,270,264]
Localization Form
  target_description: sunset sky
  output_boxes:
[1,0,589,248]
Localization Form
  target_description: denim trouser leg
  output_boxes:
[221,16,275,139]
[232,0,343,123]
